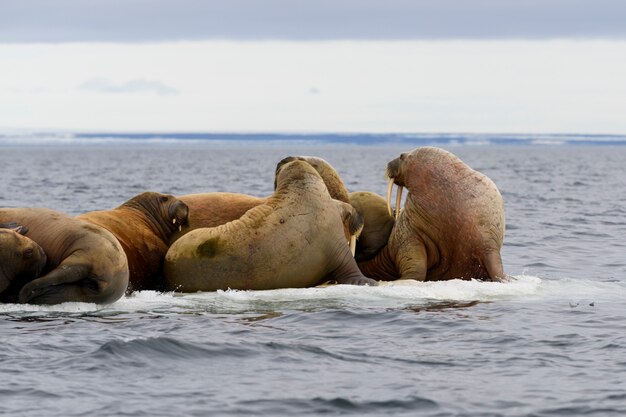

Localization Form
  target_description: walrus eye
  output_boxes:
[160,196,169,203]
[23,248,34,259]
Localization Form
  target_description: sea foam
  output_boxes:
[2,275,623,317]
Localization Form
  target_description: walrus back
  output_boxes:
[165,163,344,291]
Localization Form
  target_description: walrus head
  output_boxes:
[274,159,322,194]
[385,147,458,221]
[274,156,350,203]
[385,152,409,221]
[348,191,395,262]
[335,201,365,257]
[0,225,47,295]
[122,192,189,239]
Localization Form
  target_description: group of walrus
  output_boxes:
[0,146,507,305]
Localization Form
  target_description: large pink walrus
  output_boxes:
[358,147,507,282]
[164,160,376,291]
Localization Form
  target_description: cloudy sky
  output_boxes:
[1,0,626,133]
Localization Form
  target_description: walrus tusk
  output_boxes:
[173,218,176,224]
[387,178,395,217]
[387,178,404,219]
[179,225,182,232]
[350,235,357,257]
[395,185,403,221]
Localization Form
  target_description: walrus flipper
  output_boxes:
[18,262,93,304]
[331,246,378,286]
[335,274,378,286]
[0,222,28,235]
[396,238,428,281]
[483,251,507,282]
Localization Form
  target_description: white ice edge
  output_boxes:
[0,275,623,315]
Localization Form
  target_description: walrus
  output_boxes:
[164,160,376,291]
[358,147,506,282]
[76,192,189,291]
[172,156,352,243]
[348,191,395,262]
[0,224,47,301]
[0,209,129,304]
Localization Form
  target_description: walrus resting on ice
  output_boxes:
[0,224,47,301]
[171,156,352,242]
[358,147,507,282]
[164,160,376,291]
[77,192,189,291]
[0,209,129,304]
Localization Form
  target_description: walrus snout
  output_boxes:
[171,200,189,228]
[385,155,407,186]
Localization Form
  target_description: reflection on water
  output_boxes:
[238,311,284,323]
[404,300,481,313]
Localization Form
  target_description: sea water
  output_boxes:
[0,140,625,416]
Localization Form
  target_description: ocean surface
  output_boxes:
[1,135,625,416]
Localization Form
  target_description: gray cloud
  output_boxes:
[78,78,179,95]
[1,0,626,42]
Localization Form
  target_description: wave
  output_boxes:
[91,337,249,362]
[1,275,624,317]
[232,395,438,415]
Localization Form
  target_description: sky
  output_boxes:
[1,0,626,133]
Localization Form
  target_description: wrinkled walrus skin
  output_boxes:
[0,224,47,301]
[164,160,376,291]
[77,192,189,291]
[0,209,129,305]
[358,147,507,282]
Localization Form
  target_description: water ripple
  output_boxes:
[2,145,626,417]
[90,337,253,363]
[230,395,439,415]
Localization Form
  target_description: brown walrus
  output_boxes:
[0,224,47,301]
[0,209,129,304]
[164,160,376,291]
[76,192,189,291]
[358,147,507,282]
[172,156,352,243]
